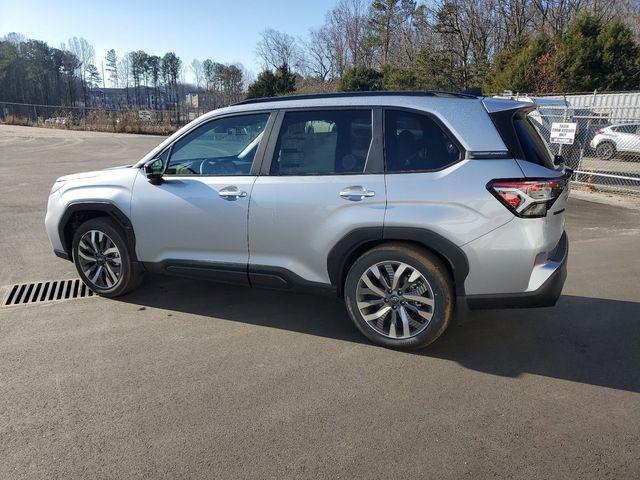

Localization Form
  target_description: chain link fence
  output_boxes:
[531,98,640,196]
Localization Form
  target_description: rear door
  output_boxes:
[248,108,386,286]
[383,108,522,247]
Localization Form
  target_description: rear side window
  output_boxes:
[513,111,555,169]
[613,124,639,134]
[384,110,461,172]
[270,110,372,175]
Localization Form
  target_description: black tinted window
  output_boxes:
[270,110,372,175]
[384,110,461,172]
[167,113,269,175]
[613,124,638,134]
[513,111,555,169]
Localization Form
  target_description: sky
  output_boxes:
[0,0,339,82]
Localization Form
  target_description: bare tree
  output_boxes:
[256,29,303,70]
[190,59,203,90]
[317,0,374,76]
[117,54,131,106]
[105,49,118,88]
[304,27,337,82]
[530,0,588,35]
[68,37,95,104]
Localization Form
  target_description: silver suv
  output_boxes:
[45,92,570,349]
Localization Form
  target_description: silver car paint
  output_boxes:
[249,174,386,284]
[130,171,257,264]
[46,95,566,297]
[45,166,137,252]
[383,159,522,247]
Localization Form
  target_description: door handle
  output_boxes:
[218,186,247,200]
[339,186,375,201]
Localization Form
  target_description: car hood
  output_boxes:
[55,164,132,183]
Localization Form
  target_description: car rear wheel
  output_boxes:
[344,243,454,350]
[72,217,143,297]
[596,141,616,160]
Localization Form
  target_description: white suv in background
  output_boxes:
[590,123,640,160]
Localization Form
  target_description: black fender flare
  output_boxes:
[327,226,469,296]
[58,201,137,260]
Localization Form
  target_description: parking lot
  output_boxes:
[1,125,639,479]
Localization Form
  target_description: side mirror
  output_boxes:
[553,154,565,166]
[144,158,164,185]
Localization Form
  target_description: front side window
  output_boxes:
[270,109,372,175]
[384,110,461,172]
[166,113,270,175]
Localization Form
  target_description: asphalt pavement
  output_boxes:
[1,125,639,479]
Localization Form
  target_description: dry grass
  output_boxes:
[2,109,179,135]
[3,114,31,127]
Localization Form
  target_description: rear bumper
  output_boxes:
[465,232,568,309]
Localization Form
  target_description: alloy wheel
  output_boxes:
[77,230,122,289]
[356,261,435,339]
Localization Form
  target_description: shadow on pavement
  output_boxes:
[121,275,640,393]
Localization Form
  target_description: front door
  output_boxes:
[131,112,272,281]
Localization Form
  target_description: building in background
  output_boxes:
[90,87,168,110]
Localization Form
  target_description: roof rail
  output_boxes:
[233,90,478,106]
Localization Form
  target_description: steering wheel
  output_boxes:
[200,158,236,175]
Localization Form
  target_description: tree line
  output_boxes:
[0,33,245,109]
[1,0,639,112]
[248,0,640,97]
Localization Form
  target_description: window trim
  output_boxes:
[149,110,277,178]
[382,107,466,175]
[260,106,383,176]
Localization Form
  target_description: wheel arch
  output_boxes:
[327,227,469,297]
[58,202,137,261]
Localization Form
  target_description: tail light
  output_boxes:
[487,178,567,218]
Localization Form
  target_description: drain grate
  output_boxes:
[2,279,94,307]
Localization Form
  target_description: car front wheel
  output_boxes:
[72,217,143,297]
[344,243,454,350]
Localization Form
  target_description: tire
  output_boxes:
[596,141,616,160]
[72,217,143,297]
[344,243,454,350]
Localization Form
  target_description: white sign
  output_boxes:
[138,110,151,122]
[550,122,577,145]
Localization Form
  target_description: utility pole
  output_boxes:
[101,61,106,88]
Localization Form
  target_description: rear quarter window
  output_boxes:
[384,110,461,173]
[513,110,556,169]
